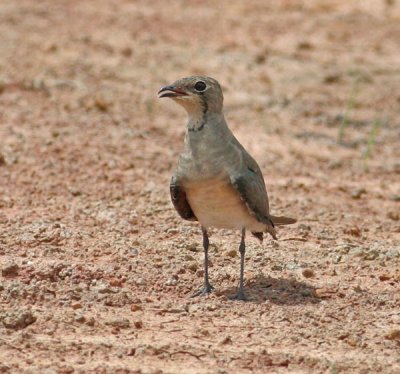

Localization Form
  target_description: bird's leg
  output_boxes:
[191,227,214,297]
[232,228,247,301]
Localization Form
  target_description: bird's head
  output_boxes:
[158,76,223,115]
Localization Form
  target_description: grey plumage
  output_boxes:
[159,76,296,300]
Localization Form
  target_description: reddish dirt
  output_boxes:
[1,1,400,373]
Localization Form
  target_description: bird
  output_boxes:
[158,76,296,300]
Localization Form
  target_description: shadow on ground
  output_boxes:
[220,274,321,305]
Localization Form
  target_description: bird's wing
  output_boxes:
[170,175,197,221]
[229,143,296,234]
[229,148,273,225]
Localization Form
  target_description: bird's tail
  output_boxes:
[270,215,297,226]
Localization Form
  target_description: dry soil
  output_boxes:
[0,1,400,373]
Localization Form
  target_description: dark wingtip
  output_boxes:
[251,232,263,243]
[270,215,297,226]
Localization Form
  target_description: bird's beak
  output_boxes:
[158,85,188,98]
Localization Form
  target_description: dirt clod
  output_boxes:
[131,304,143,312]
[302,268,315,278]
[224,249,237,258]
[105,318,130,329]
[2,310,36,330]
[385,329,400,341]
[1,263,19,277]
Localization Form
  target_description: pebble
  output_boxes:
[185,243,198,252]
[351,188,366,199]
[75,315,86,323]
[224,249,237,258]
[187,262,198,272]
[109,278,123,287]
[105,318,130,329]
[302,269,315,278]
[378,274,391,281]
[387,211,399,221]
[131,304,143,312]
[2,310,36,330]
[385,329,400,341]
[165,278,177,286]
[286,261,300,270]
[344,226,361,237]
[219,336,232,345]
[1,263,19,277]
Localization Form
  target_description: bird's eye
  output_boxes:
[194,81,207,92]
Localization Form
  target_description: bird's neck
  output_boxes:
[186,102,209,132]
[187,109,207,132]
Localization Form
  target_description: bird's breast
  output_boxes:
[184,178,266,231]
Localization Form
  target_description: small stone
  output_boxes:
[353,285,363,293]
[126,347,136,356]
[187,262,198,272]
[351,188,366,199]
[378,274,391,281]
[134,321,143,329]
[2,310,36,330]
[185,243,198,252]
[344,226,361,237]
[385,249,399,259]
[349,247,365,257]
[324,73,341,84]
[1,263,19,277]
[298,224,311,232]
[97,284,113,294]
[387,211,399,221]
[385,329,400,341]
[286,261,300,270]
[71,303,82,310]
[86,317,95,327]
[224,249,237,258]
[302,268,315,278]
[109,278,123,287]
[347,337,358,347]
[333,255,342,264]
[130,304,143,312]
[297,41,313,50]
[219,336,232,345]
[364,250,379,261]
[0,365,11,373]
[121,47,133,57]
[300,289,312,297]
[165,278,177,286]
[105,318,130,329]
[75,315,86,323]
[94,93,112,112]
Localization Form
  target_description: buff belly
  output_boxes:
[184,179,266,231]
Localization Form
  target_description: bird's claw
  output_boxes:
[191,283,214,297]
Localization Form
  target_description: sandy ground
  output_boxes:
[1,0,400,373]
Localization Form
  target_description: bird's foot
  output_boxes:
[230,289,247,301]
[191,283,214,297]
